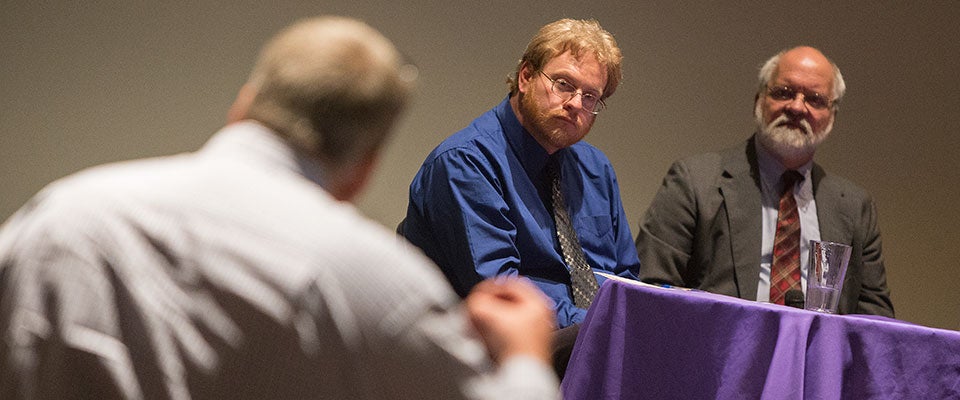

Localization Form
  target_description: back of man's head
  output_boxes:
[243,16,415,168]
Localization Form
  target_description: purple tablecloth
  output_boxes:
[561,277,960,399]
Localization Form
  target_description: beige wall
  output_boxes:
[2,2,958,330]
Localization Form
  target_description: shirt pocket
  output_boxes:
[576,215,613,248]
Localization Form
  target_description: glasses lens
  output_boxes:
[580,96,597,111]
[805,94,830,109]
[769,86,795,101]
[582,96,604,114]
[591,100,605,114]
[552,79,576,96]
[769,86,832,110]
[544,72,604,114]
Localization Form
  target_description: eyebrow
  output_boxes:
[772,80,829,94]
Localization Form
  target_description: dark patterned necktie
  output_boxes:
[547,156,600,309]
[770,170,804,305]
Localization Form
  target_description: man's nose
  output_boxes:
[563,91,585,110]
[785,93,808,113]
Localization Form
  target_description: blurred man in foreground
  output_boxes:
[0,16,559,399]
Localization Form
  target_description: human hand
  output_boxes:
[464,277,556,364]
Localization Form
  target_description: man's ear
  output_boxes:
[328,149,380,203]
[517,62,535,95]
[753,93,762,117]
[227,83,257,124]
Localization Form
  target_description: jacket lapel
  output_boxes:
[719,138,764,300]
[811,164,845,243]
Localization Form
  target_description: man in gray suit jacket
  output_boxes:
[635,46,893,316]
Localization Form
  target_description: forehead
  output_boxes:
[772,53,834,94]
[542,50,607,92]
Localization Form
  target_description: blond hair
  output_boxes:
[507,19,623,99]
[244,16,415,165]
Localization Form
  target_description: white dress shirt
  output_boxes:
[0,122,558,400]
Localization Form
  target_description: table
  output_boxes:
[561,276,960,399]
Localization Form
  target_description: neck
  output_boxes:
[509,93,531,133]
[777,153,814,171]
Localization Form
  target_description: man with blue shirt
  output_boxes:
[401,19,639,370]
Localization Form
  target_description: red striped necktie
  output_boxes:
[770,170,804,305]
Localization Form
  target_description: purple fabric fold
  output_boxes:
[562,279,960,399]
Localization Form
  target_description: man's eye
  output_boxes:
[806,95,829,109]
[771,87,795,100]
[555,79,574,91]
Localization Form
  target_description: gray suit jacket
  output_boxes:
[636,136,894,316]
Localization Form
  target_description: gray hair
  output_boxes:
[757,47,846,107]
[244,16,416,166]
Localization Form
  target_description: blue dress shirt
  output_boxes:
[402,97,640,328]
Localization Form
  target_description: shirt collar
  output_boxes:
[201,121,328,188]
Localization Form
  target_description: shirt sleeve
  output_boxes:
[606,160,642,280]
[408,148,522,293]
[408,149,591,327]
[854,195,895,317]
[0,199,144,400]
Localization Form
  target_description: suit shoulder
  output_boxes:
[661,141,749,193]
[663,150,727,188]
[675,150,724,171]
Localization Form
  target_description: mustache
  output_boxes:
[769,114,812,136]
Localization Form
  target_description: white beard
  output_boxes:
[754,101,833,164]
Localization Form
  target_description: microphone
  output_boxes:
[785,289,805,309]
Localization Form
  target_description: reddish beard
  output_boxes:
[519,91,592,152]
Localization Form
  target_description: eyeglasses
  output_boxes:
[766,85,835,110]
[539,71,606,115]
